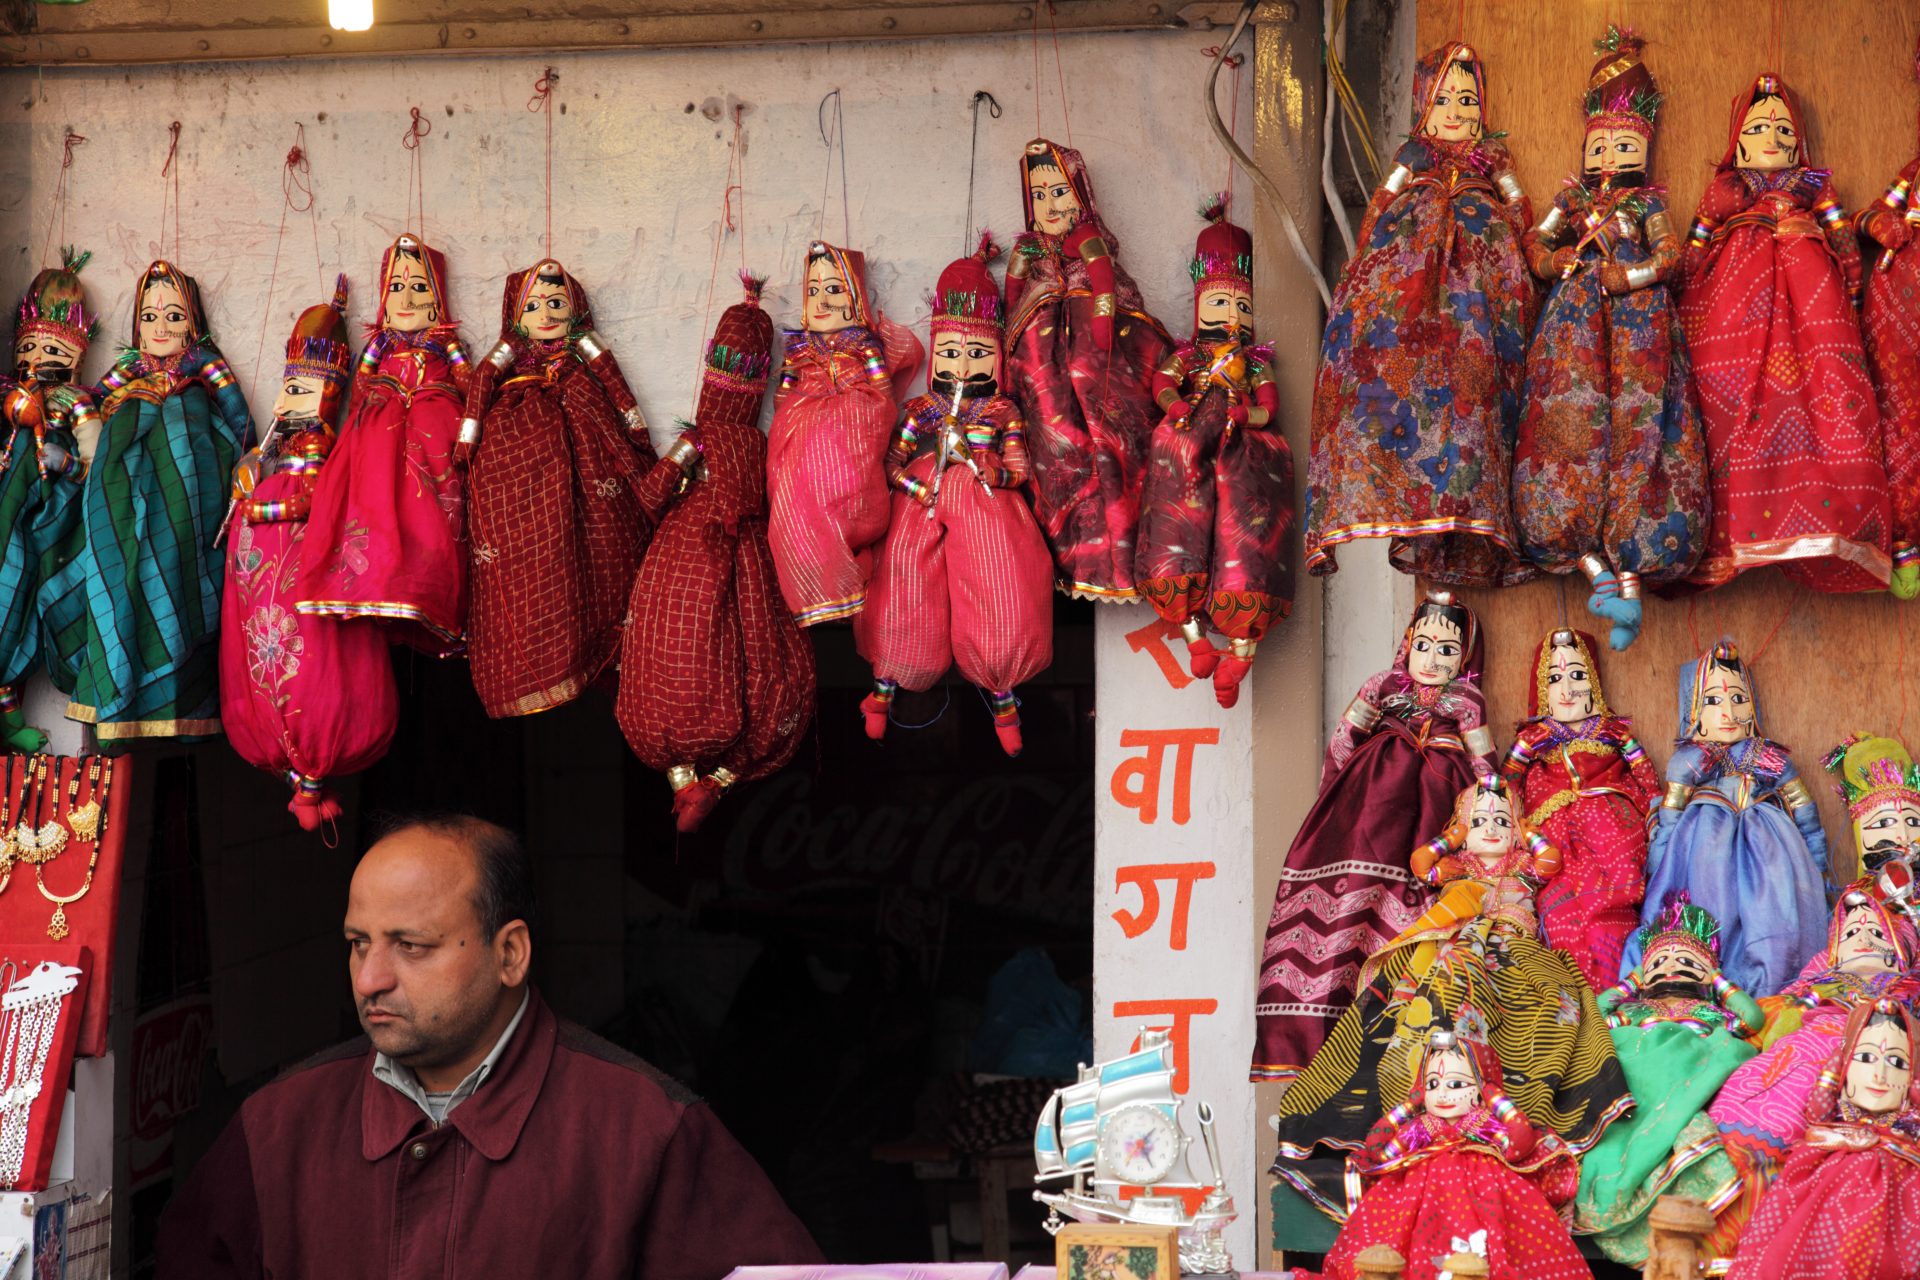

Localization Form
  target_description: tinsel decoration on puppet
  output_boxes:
[616,274,816,833]
[1004,138,1174,600]
[1512,28,1707,649]
[1679,72,1889,592]
[57,259,250,741]
[296,233,471,656]
[219,277,399,832]
[852,233,1053,756]
[765,242,922,626]
[457,260,657,718]
[1304,41,1537,587]
[1133,195,1293,708]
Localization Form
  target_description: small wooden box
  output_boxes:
[1055,1223,1180,1280]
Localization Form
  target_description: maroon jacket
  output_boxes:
[156,989,821,1279]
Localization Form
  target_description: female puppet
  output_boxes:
[69,260,250,740]
[765,242,921,626]
[1499,628,1659,990]
[1134,197,1293,708]
[1291,1032,1588,1280]
[1305,41,1535,588]
[1680,73,1888,592]
[457,260,655,717]
[1270,778,1629,1223]
[1576,896,1762,1266]
[1513,29,1707,648]
[853,236,1052,757]
[1724,1000,1920,1280]
[296,233,469,655]
[1627,641,1830,994]
[1252,592,1492,1082]
[616,275,816,833]
[220,279,399,831]
[1005,138,1173,600]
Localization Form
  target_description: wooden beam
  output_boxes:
[1,0,1286,67]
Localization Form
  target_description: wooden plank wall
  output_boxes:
[1409,0,1920,866]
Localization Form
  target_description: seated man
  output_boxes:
[158,812,821,1279]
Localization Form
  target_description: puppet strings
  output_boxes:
[816,89,851,244]
[159,121,184,266]
[38,129,85,274]
[528,67,557,262]
[1030,1,1075,144]
[250,126,324,413]
[696,105,748,406]
[964,90,1002,253]
[1201,46,1245,207]
[402,105,431,237]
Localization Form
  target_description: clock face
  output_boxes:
[1099,1105,1180,1184]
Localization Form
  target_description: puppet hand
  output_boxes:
[1226,401,1251,427]
[1547,247,1580,277]
[37,441,72,477]
[1892,558,1920,600]
[1866,207,1913,251]
[1598,262,1633,295]
[1091,312,1115,351]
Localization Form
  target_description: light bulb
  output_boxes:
[328,0,373,32]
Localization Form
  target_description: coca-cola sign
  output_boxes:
[130,997,213,1143]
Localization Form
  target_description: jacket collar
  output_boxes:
[361,986,557,1163]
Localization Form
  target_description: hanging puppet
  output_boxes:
[1627,641,1830,994]
[1499,629,1658,990]
[1575,896,1761,1266]
[1253,592,1492,1083]
[616,275,816,832]
[1513,28,1707,648]
[1305,41,1536,587]
[1270,777,1630,1224]
[296,233,469,655]
[1680,73,1889,592]
[1133,196,1293,708]
[1858,38,1920,598]
[456,260,656,716]
[852,235,1052,756]
[1005,138,1174,600]
[1723,1000,1920,1280]
[65,260,250,740]
[220,278,399,831]
[1289,1032,1588,1280]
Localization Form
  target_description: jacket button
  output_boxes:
[410,1142,429,1161]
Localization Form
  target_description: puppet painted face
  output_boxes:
[1196,285,1254,342]
[1836,901,1903,975]
[1027,161,1083,237]
[1406,613,1466,687]
[519,267,574,341]
[384,250,439,333]
[1421,61,1483,143]
[1544,641,1597,724]
[1857,797,1920,872]
[1463,787,1515,858]
[1422,1047,1481,1119]
[13,332,83,383]
[137,278,193,359]
[930,326,997,392]
[1583,126,1649,179]
[1642,939,1714,989]
[272,372,328,423]
[1845,1016,1914,1115]
[1736,95,1799,171]
[803,254,858,334]
[1695,663,1755,744]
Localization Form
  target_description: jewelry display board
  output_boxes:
[0,948,88,1193]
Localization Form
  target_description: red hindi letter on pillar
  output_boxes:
[1113,997,1218,1094]
[1112,862,1217,950]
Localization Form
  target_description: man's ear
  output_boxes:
[495,919,532,987]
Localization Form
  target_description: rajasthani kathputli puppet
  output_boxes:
[1134,197,1293,708]
[617,275,816,832]
[853,236,1052,756]
[1680,73,1888,592]
[766,242,921,625]
[457,260,656,716]
[1305,41,1536,587]
[220,278,399,830]
[1005,138,1173,600]
[1513,28,1706,648]
[297,233,469,654]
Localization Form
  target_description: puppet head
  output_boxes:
[696,271,775,430]
[1635,892,1723,997]
[1582,26,1659,184]
[1407,1028,1498,1121]
[1825,735,1920,878]
[504,259,589,343]
[14,248,97,384]
[1528,628,1607,725]
[1426,776,1536,867]
[1413,41,1485,143]
[1400,590,1476,689]
[132,260,206,359]
[374,233,450,333]
[1719,73,1808,173]
[1828,884,1913,977]
[274,274,353,425]
[1021,138,1093,238]
[1190,194,1253,342]
[927,233,1003,399]
[1678,640,1757,746]
[801,242,872,335]
[1810,1000,1920,1121]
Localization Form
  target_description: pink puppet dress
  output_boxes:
[296,233,471,655]
[853,237,1052,757]
[220,277,398,830]
[766,242,921,626]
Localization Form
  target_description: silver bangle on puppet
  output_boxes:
[483,340,515,371]
[1463,725,1495,757]
[1495,171,1524,203]
[574,329,608,361]
[1533,206,1568,239]
[1343,697,1381,733]
[1382,165,1413,196]
[457,417,483,447]
[665,437,700,472]
[1624,263,1658,290]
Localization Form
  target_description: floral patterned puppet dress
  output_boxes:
[1289,1032,1588,1280]
[296,234,470,655]
[456,260,656,716]
[852,236,1053,756]
[1680,73,1888,592]
[70,261,250,740]
[1134,197,1293,708]
[1304,42,1536,588]
[1253,592,1494,1083]
[1724,1000,1920,1280]
[1513,28,1707,649]
[1625,641,1830,995]
[766,242,921,626]
[220,278,399,831]
[1499,628,1659,991]
[1005,139,1173,600]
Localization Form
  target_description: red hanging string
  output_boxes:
[401,105,431,237]
[159,121,183,265]
[252,125,323,411]
[527,67,556,261]
[1029,1,1074,143]
[696,104,747,405]
[1685,596,1702,654]
[1202,47,1246,207]
[1749,586,1801,664]
[39,129,86,272]
[1456,0,1465,44]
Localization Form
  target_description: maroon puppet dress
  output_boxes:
[1005,138,1173,600]
[615,275,816,834]
[1680,74,1889,592]
[456,261,656,717]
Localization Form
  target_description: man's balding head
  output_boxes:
[366,812,536,940]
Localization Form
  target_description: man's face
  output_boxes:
[272,372,327,423]
[1583,126,1648,178]
[344,829,509,1071]
[1856,796,1920,872]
